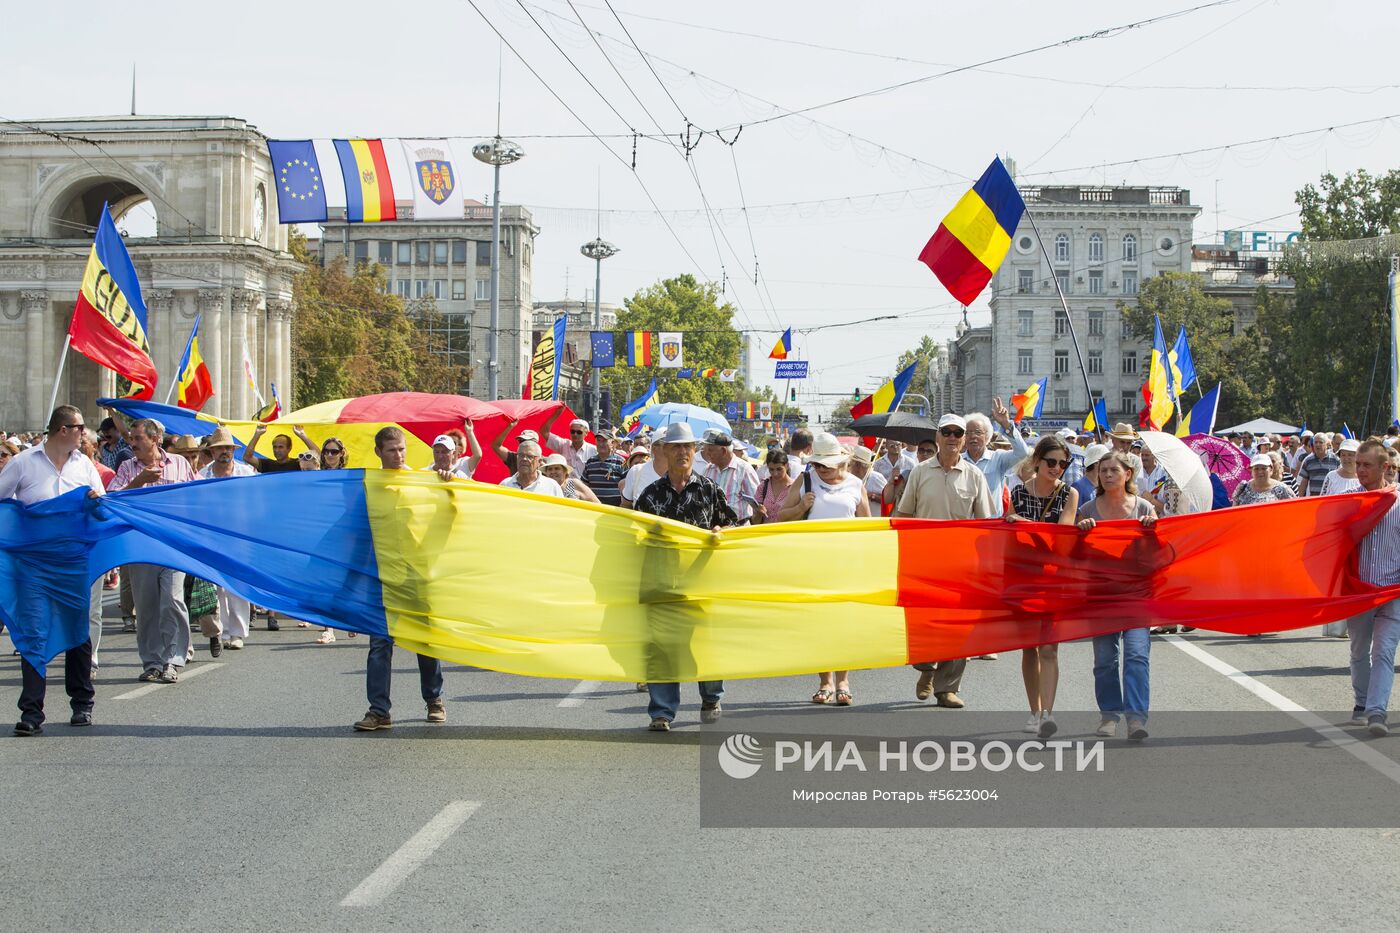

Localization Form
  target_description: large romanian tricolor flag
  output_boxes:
[4,478,1399,675]
[918,157,1026,306]
[68,204,158,399]
[333,139,397,223]
[173,314,214,411]
[1144,316,1176,430]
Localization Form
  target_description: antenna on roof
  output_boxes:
[130,64,136,116]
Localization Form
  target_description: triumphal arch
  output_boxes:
[0,116,299,428]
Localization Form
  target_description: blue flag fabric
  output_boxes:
[267,140,328,223]
[1169,325,1197,398]
[1181,383,1221,436]
[1342,423,1356,440]
[550,316,567,401]
[590,332,615,368]
[676,368,695,380]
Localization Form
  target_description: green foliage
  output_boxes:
[1264,169,1400,430]
[289,230,469,406]
[1119,271,1270,426]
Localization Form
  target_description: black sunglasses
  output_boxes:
[939,427,964,438]
[65,423,86,432]
[324,447,344,454]
[1042,457,1070,470]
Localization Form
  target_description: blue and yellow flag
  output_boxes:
[1144,316,1176,430]
[1083,398,1109,433]
[266,139,328,223]
[1168,325,1196,400]
[1175,383,1221,437]
[620,378,659,435]
[68,204,157,399]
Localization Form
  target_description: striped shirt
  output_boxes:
[1359,488,1400,587]
[699,457,761,523]
[109,449,196,490]
[1296,452,1339,496]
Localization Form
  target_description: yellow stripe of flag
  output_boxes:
[939,189,1014,274]
[348,139,384,222]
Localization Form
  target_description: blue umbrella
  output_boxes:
[637,402,731,436]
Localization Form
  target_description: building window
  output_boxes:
[397,242,411,264]
[432,279,446,300]
[476,241,491,264]
[1122,351,1138,375]
[1121,390,1139,413]
[451,280,466,300]
[452,240,468,264]
[1088,233,1104,263]
[1017,269,1033,294]
[1054,309,1068,336]
[1018,309,1034,336]
[1088,270,1104,294]
[416,241,430,264]
[434,242,449,264]
[1053,389,1069,413]
[1088,310,1104,335]
[1088,350,1103,374]
[475,279,489,300]
[1056,271,1070,294]
[1123,234,1137,262]
[414,280,427,299]
[395,280,410,298]
[1017,349,1034,375]
[1054,350,1070,374]
[1122,271,1138,295]
[1055,233,1070,263]
[377,241,392,265]
[353,241,369,266]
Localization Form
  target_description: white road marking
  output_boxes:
[558,680,602,708]
[341,801,482,907]
[111,663,224,700]
[1165,634,1400,785]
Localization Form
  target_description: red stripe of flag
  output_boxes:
[367,140,396,221]
[68,293,158,400]
[917,225,993,307]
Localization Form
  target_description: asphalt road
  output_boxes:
[3,595,1400,932]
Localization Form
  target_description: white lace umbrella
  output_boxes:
[1138,431,1212,514]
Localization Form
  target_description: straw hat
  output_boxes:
[1107,421,1139,441]
[170,434,202,453]
[204,426,237,448]
[808,432,849,467]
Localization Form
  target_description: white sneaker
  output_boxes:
[1096,718,1117,737]
[226,638,244,650]
[1023,714,1041,733]
[1368,717,1390,737]
[1038,713,1058,739]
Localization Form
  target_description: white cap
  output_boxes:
[937,413,967,431]
[1340,438,1361,453]
[1083,443,1110,468]
[1249,453,1272,468]
[518,429,540,443]
[1056,428,1076,439]
[432,434,457,452]
[541,453,569,470]
[569,418,590,431]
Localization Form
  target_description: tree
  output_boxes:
[600,274,743,418]
[1119,271,1270,427]
[1261,169,1400,430]
[289,230,469,407]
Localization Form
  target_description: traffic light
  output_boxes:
[853,387,861,401]
[790,387,797,402]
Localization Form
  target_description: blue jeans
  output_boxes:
[1348,601,1400,720]
[647,681,724,722]
[1093,628,1150,723]
[366,636,443,717]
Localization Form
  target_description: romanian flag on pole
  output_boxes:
[1144,316,1176,430]
[626,331,652,367]
[851,362,918,445]
[332,139,397,223]
[1010,377,1047,422]
[68,204,158,399]
[918,157,1026,306]
[769,328,792,360]
[173,314,214,411]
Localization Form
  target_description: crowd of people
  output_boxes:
[3,401,1399,744]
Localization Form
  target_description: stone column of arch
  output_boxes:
[197,289,225,418]
[267,298,293,411]
[231,288,260,417]
[22,291,50,427]
[146,288,175,403]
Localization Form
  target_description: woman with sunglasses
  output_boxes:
[0,438,19,473]
[1005,436,1080,738]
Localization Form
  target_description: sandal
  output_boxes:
[811,689,834,704]
[346,631,358,638]
[315,630,336,644]
[297,621,311,629]
[835,689,853,706]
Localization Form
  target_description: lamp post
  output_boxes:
[472,137,524,400]
[580,236,619,427]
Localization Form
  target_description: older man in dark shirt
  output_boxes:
[634,422,737,731]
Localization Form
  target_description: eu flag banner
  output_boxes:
[590,331,616,368]
[267,140,328,223]
[68,203,158,399]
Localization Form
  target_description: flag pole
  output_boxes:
[1022,209,1102,442]
[46,334,72,417]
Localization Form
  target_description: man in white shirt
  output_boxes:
[197,426,256,479]
[962,398,1030,515]
[546,417,597,476]
[872,440,918,484]
[697,430,760,524]
[621,442,668,509]
[499,440,564,497]
[0,405,104,736]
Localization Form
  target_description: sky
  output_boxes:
[8,0,1400,421]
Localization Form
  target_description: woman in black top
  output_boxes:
[1005,435,1080,739]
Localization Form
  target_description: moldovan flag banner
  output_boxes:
[918,157,1026,306]
[1391,265,1400,426]
[173,314,214,411]
[333,139,397,223]
[658,332,684,368]
[626,331,652,367]
[68,203,158,399]
[4,478,1400,677]
[400,139,463,221]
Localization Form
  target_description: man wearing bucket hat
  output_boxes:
[893,413,995,708]
[634,422,738,731]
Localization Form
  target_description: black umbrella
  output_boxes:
[850,412,940,445]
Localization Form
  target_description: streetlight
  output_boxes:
[472,137,525,400]
[580,236,619,427]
